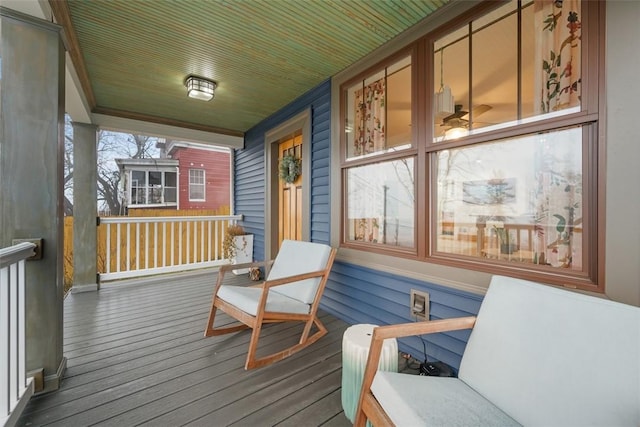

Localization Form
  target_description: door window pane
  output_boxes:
[148,171,162,204]
[165,172,177,203]
[131,170,146,205]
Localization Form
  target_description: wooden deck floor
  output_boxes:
[18,270,353,427]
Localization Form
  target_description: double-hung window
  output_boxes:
[189,168,205,201]
[340,0,603,291]
[343,53,416,251]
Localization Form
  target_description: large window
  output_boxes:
[342,54,415,251]
[341,1,602,290]
[129,170,176,206]
[189,169,205,201]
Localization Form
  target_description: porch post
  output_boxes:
[71,123,99,293]
[0,8,67,393]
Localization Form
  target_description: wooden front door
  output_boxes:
[278,134,303,246]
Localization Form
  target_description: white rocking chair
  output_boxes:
[204,239,337,369]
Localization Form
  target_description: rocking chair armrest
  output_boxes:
[214,259,275,296]
[353,316,477,427]
[260,268,328,290]
[218,259,273,275]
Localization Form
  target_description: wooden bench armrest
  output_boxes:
[353,316,477,427]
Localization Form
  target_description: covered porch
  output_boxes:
[2,0,640,425]
[18,270,352,426]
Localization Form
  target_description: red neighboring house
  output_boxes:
[116,140,231,212]
[167,140,231,210]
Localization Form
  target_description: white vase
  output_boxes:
[232,234,253,275]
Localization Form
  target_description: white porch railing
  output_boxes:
[0,242,35,427]
[99,215,243,281]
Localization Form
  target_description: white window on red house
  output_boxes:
[189,168,205,201]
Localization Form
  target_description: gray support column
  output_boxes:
[0,8,67,393]
[71,123,99,293]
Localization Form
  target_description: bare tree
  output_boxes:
[63,117,159,216]
[97,131,159,215]
[63,115,74,216]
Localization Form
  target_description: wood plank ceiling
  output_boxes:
[52,0,449,136]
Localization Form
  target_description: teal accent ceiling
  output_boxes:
[60,0,449,134]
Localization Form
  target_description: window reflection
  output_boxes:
[435,126,583,270]
[346,158,415,247]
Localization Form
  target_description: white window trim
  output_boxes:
[127,169,177,207]
[189,168,206,202]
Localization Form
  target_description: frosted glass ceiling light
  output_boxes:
[185,75,217,101]
[445,126,469,139]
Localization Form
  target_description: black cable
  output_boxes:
[420,334,428,363]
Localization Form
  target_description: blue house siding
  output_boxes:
[234,79,332,261]
[322,262,483,370]
[234,138,267,259]
[234,77,484,371]
[309,89,331,244]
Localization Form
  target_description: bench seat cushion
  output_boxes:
[371,372,521,426]
[458,276,640,426]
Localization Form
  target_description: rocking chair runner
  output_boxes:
[204,239,337,370]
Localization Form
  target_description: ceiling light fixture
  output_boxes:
[434,47,455,118]
[185,75,217,101]
[445,126,469,139]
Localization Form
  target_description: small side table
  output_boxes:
[341,323,398,423]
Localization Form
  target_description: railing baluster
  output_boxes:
[1,243,36,425]
[136,222,140,271]
[17,259,26,400]
[186,221,191,264]
[178,222,183,267]
[162,222,167,267]
[171,222,175,267]
[144,222,149,270]
[106,223,112,274]
[116,223,121,273]
[126,223,131,272]
[198,220,202,262]
[153,222,158,269]
[1,263,9,417]
[215,220,219,260]
[9,263,18,409]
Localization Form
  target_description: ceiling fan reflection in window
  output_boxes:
[441,104,492,138]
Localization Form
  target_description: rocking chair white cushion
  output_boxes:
[216,286,310,316]
[266,239,333,304]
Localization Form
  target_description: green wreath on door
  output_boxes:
[279,154,301,184]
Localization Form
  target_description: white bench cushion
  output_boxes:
[372,372,520,426]
[267,240,332,304]
[459,275,640,426]
[217,285,310,316]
